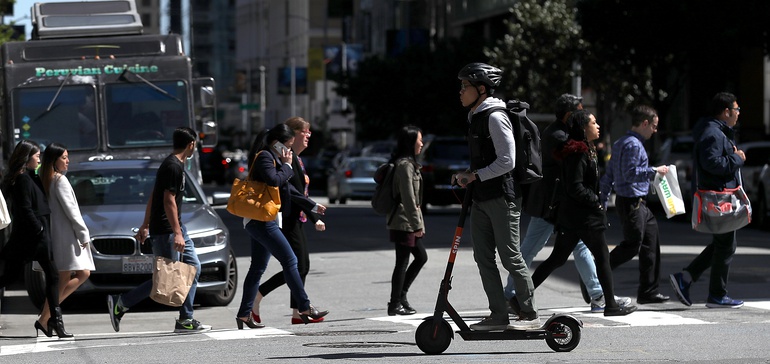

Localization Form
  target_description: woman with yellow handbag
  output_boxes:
[234,124,327,329]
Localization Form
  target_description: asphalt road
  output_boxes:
[2,190,770,363]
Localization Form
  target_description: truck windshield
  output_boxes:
[13,85,97,150]
[105,81,189,148]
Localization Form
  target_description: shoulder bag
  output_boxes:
[227,151,282,221]
[691,150,751,234]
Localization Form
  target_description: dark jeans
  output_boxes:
[532,228,622,309]
[389,238,428,303]
[684,231,737,299]
[237,219,310,318]
[610,196,661,296]
[258,219,309,309]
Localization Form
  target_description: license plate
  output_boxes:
[122,255,153,274]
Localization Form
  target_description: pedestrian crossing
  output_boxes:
[3,301,770,357]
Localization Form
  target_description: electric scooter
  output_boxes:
[415,185,583,355]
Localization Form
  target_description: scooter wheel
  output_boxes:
[545,315,581,352]
[415,317,453,355]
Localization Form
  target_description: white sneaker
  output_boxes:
[507,317,540,330]
[590,295,632,313]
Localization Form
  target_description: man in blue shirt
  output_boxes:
[599,105,670,304]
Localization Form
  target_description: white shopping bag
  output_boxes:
[653,165,686,218]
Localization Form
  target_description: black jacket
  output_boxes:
[1,170,51,260]
[691,117,743,191]
[284,153,319,230]
[554,140,607,231]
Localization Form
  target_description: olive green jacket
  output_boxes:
[387,157,425,233]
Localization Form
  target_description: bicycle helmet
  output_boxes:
[457,63,503,89]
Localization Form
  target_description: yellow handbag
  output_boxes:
[226,151,281,221]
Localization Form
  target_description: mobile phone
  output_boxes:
[273,141,289,155]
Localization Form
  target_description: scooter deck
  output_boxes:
[457,328,549,341]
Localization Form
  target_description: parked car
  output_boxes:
[736,141,770,203]
[301,154,333,194]
[361,140,396,160]
[418,135,469,209]
[327,156,387,204]
[657,133,695,202]
[24,159,238,308]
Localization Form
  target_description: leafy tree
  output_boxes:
[338,36,486,141]
[485,0,586,113]
[577,0,770,130]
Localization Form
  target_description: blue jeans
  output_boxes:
[121,225,201,320]
[237,219,310,318]
[504,216,603,300]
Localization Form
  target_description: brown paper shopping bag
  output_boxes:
[150,254,197,307]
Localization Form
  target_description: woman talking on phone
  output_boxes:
[235,124,327,329]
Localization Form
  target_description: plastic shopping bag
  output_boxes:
[653,165,686,219]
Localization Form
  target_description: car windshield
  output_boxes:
[105,81,190,148]
[12,85,98,150]
[348,158,383,177]
[66,168,202,206]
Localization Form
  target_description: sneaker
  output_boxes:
[507,316,540,330]
[590,295,632,313]
[174,318,212,333]
[590,295,605,313]
[669,272,692,306]
[705,295,744,309]
[107,294,125,332]
[469,316,509,331]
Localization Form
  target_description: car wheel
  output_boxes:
[339,196,347,204]
[199,249,238,306]
[24,262,46,310]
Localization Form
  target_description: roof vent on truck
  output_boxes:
[32,0,143,40]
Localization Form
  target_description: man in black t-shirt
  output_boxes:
[107,127,211,333]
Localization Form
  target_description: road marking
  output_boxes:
[205,327,293,340]
[549,306,712,326]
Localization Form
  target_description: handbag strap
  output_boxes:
[247,150,278,180]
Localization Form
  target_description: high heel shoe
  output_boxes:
[308,304,329,320]
[236,316,265,329]
[48,307,74,339]
[34,320,52,338]
[250,311,261,324]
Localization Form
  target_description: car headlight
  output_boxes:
[189,229,227,248]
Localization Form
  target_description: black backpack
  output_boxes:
[479,100,543,184]
[371,162,400,221]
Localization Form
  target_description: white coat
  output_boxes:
[49,175,95,271]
